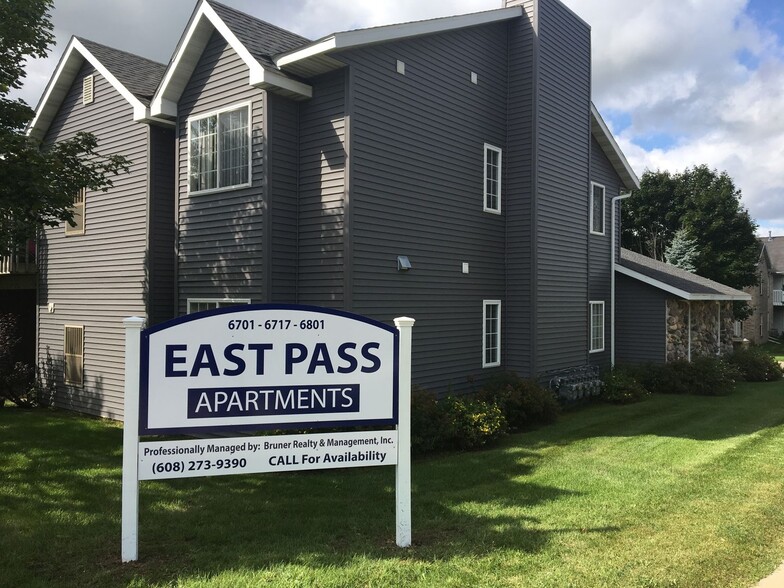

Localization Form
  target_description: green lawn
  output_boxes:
[3,382,784,587]
[759,341,784,361]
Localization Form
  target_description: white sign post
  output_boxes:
[121,305,413,562]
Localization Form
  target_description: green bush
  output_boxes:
[410,386,450,455]
[602,368,649,404]
[439,395,507,451]
[727,347,783,382]
[477,372,559,432]
[631,356,740,396]
[0,313,38,408]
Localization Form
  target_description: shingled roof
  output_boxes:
[77,38,166,106]
[762,236,784,272]
[617,248,750,301]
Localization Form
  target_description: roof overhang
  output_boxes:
[591,104,639,192]
[616,265,751,301]
[151,0,312,119]
[27,37,166,142]
[275,6,524,78]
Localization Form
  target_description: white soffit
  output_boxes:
[590,104,640,191]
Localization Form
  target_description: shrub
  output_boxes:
[0,313,38,408]
[602,368,649,404]
[477,372,559,432]
[439,395,507,451]
[410,386,450,455]
[727,347,783,382]
[631,357,740,396]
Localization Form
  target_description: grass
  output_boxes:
[2,381,784,587]
[759,341,784,362]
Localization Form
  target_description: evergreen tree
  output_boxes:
[665,228,699,272]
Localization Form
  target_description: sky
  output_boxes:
[11,0,784,237]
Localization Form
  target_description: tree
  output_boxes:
[622,165,759,291]
[0,0,129,255]
[665,228,699,273]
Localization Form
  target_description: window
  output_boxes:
[189,104,250,193]
[590,182,605,235]
[64,325,84,386]
[589,301,605,353]
[483,144,502,213]
[483,300,501,367]
[82,75,94,105]
[187,298,251,314]
[65,188,86,235]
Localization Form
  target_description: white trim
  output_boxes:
[187,101,252,195]
[187,298,251,314]
[615,264,752,301]
[482,299,502,368]
[483,143,502,214]
[589,182,605,236]
[589,301,605,353]
[590,104,639,190]
[275,6,523,69]
[82,74,94,105]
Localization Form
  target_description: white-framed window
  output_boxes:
[590,182,605,235]
[65,187,86,236]
[483,144,502,214]
[483,300,501,367]
[187,298,251,314]
[82,75,94,105]
[589,301,605,353]
[64,325,84,386]
[188,103,251,194]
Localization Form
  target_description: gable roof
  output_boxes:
[762,236,784,273]
[150,0,313,118]
[28,36,169,141]
[617,248,750,301]
[591,104,640,192]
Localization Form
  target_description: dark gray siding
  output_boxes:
[147,125,176,326]
[505,1,536,378]
[268,93,299,303]
[616,273,667,364]
[38,60,149,419]
[534,0,592,373]
[588,135,621,367]
[338,23,508,394]
[297,70,346,308]
[177,31,265,313]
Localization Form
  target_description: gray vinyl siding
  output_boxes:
[505,2,536,378]
[176,31,265,313]
[37,60,149,419]
[268,93,299,302]
[616,273,667,364]
[297,70,346,308]
[588,135,621,367]
[147,125,176,325]
[338,23,508,394]
[534,0,591,374]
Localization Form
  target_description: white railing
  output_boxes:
[774,290,783,307]
[0,240,36,275]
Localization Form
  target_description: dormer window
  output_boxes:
[82,75,94,105]
[189,103,250,194]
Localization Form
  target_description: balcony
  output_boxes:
[0,239,36,275]
[774,290,783,306]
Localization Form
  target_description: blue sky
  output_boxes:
[13,0,784,237]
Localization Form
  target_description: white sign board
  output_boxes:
[140,305,398,435]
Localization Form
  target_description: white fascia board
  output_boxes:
[28,37,148,141]
[591,104,640,190]
[251,68,312,98]
[615,265,751,301]
[275,6,523,69]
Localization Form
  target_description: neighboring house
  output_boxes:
[26,37,175,418]
[615,249,750,364]
[741,235,784,342]
[28,0,742,421]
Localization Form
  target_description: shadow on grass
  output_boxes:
[0,407,619,587]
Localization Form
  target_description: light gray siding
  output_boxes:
[176,31,266,312]
[38,60,149,419]
[297,70,346,308]
[588,135,622,367]
[338,23,508,394]
[534,0,592,373]
[616,273,667,364]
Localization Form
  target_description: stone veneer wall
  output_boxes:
[666,300,734,362]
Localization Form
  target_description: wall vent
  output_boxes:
[64,325,84,386]
[82,75,94,105]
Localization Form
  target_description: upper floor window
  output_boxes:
[484,144,502,214]
[589,301,605,353]
[189,104,250,194]
[483,300,501,367]
[590,182,605,235]
[65,187,86,236]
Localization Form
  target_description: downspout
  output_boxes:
[688,301,692,362]
[717,301,721,356]
[610,193,632,368]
